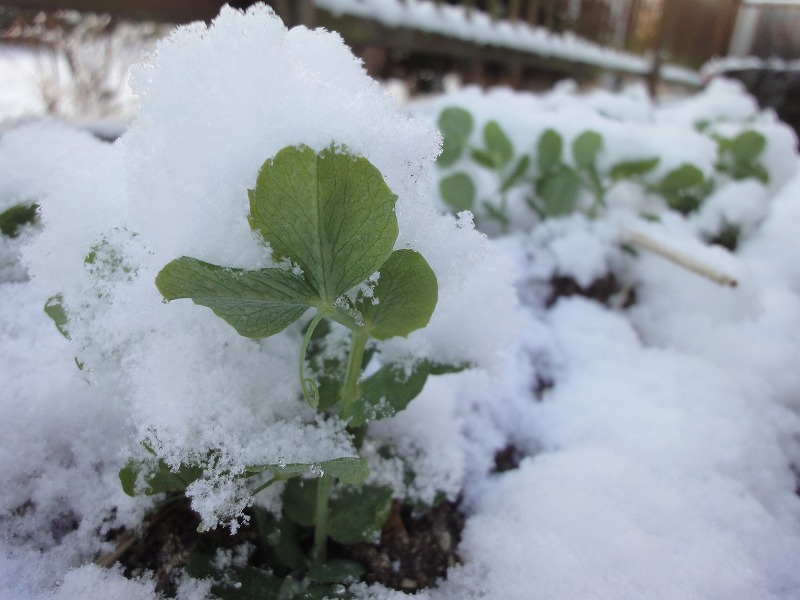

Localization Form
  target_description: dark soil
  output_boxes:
[344,499,464,592]
[103,494,464,596]
[492,444,523,474]
[546,273,636,309]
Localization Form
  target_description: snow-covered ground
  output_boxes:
[2,5,800,599]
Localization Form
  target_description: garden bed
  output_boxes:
[2,5,800,600]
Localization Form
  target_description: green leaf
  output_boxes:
[357,249,438,341]
[438,107,473,142]
[248,145,398,305]
[483,121,514,168]
[657,164,705,194]
[119,458,204,496]
[729,130,766,164]
[501,155,530,191]
[282,477,319,527]
[44,294,70,339]
[470,147,496,169]
[655,164,711,214]
[537,129,563,175]
[536,166,582,216]
[264,516,308,572]
[156,257,316,338]
[0,202,38,237]
[308,559,364,584]
[246,457,369,485]
[439,172,476,212]
[572,131,603,170]
[329,485,393,545]
[610,158,660,180]
[733,161,769,184]
[437,107,473,167]
[348,360,430,427]
[428,361,472,375]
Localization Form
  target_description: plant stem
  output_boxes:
[299,312,325,408]
[339,329,369,419]
[312,472,332,564]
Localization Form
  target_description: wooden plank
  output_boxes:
[0,0,229,22]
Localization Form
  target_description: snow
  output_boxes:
[2,4,800,599]
[316,0,701,86]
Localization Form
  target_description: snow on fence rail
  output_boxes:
[315,0,701,86]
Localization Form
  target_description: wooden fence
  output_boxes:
[2,0,741,92]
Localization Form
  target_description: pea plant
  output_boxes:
[51,144,453,596]
[436,105,769,229]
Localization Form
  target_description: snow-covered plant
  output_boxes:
[113,142,458,588]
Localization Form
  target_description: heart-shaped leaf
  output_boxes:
[248,145,398,305]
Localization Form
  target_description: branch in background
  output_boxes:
[627,229,738,288]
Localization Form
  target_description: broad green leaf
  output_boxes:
[156,257,316,338]
[657,164,705,194]
[656,164,712,214]
[44,294,70,339]
[501,155,531,191]
[0,201,38,237]
[537,166,582,216]
[119,458,203,496]
[438,107,473,143]
[729,130,766,164]
[439,172,476,212]
[348,360,430,427]
[248,145,398,304]
[610,158,660,180]
[308,559,364,584]
[437,107,473,167]
[282,477,319,527]
[537,129,563,175]
[483,121,514,168]
[357,249,438,341]
[329,485,393,545]
[572,131,603,170]
[246,457,369,485]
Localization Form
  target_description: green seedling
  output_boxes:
[650,163,714,214]
[436,107,528,230]
[715,130,769,184]
[117,143,448,591]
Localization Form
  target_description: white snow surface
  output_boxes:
[2,5,800,599]
[316,0,701,85]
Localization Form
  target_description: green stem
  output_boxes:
[299,312,325,409]
[312,472,332,564]
[339,328,369,420]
